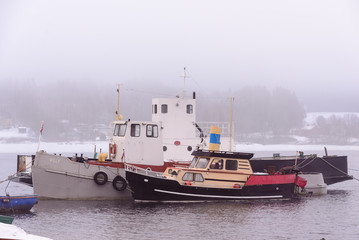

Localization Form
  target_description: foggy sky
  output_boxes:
[1,0,359,111]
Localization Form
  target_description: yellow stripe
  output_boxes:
[210,126,221,135]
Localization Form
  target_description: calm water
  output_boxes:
[1,149,359,240]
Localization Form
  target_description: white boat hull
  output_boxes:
[299,173,327,195]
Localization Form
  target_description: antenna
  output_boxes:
[116,84,122,120]
[229,97,234,152]
[181,67,189,98]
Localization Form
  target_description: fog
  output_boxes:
[1,1,359,143]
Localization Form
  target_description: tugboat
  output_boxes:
[126,127,307,202]
[12,82,350,199]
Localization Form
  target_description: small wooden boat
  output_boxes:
[0,195,38,213]
[126,149,307,202]
[0,214,14,224]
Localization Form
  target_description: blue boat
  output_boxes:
[0,195,38,213]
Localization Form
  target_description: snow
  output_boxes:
[236,143,359,152]
[1,140,359,155]
[0,141,109,154]
[0,128,32,139]
[0,222,52,240]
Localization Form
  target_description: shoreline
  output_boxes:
[1,141,359,154]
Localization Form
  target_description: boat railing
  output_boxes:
[125,164,165,178]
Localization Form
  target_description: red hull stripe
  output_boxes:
[245,174,296,186]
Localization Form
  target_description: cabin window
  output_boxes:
[194,173,204,182]
[182,172,204,182]
[196,158,210,169]
[189,157,197,168]
[153,104,157,114]
[146,124,158,138]
[130,124,140,137]
[225,160,238,171]
[161,104,168,113]
[210,159,223,170]
[113,124,126,136]
[186,104,193,114]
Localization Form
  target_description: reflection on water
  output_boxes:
[1,151,359,240]
[11,191,358,240]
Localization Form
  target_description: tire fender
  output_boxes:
[112,175,127,191]
[93,171,108,185]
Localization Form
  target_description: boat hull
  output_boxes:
[251,155,351,185]
[0,195,37,213]
[31,151,179,200]
[32,152,131,200]
[0,214,14,224]
[126,171,297,202]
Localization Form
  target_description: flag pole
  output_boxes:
[37,121,44,152]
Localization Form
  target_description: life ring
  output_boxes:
[109,143,117,159]
[93,171,108,185]
[112,175,127,191]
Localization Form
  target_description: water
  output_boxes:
[1,148,359,240]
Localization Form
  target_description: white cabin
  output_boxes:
[109,92,234,163]
[109,120,164,166]
[152,93,199,161]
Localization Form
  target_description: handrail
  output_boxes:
[125,164,164,178]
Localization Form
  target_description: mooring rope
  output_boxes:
[318,157,359,182]
[0,160,33,185]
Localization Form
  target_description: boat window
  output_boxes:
[146,124,158,138]
[152,104,158,114]
[113,124,126,136]
[210,159,223,170]
[186,104,193,114]
[114,124,120,136]
[196,158,210,169]
[130,124,140,137]
[182,172,193,181]
[194,173,204,182]
[118,124,127,136]
[189,157,197,168]
[225,160,238,171]
[182,172,204,182]
[161,104,168,113]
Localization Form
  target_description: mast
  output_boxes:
[116,84,121,120]
[181,67,188,98]
[229,97,233,152]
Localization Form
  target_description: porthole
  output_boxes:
[163,146,167,151]
[187,146,192,151]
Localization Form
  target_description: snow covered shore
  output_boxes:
[1,141,359,155]
[0,222,51,240]
[0,141,108,154]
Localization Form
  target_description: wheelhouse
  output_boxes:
[164,150,255,188]
[109,120,164,165]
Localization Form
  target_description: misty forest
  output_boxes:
[0,80,358,145]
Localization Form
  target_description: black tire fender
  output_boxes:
[93,171,108,185]
[112,175,127,191]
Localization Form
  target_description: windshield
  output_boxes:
[189,157,197,168]
[196,158,210,169]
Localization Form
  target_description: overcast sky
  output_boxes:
[1,1,359,111]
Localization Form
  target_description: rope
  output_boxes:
[297,157,317,169]
[318,157,359,182]
[296,156,359,182]
[0,160,33,185]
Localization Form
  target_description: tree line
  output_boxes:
[4,79,356,144]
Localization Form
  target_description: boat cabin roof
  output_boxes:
[191,150,254,160]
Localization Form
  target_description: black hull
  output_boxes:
[126,171,296,202]
[250,155,352,185]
